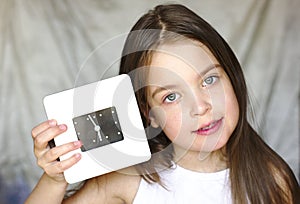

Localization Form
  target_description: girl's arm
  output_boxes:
[25,120,141,204]
[63,168,141,204]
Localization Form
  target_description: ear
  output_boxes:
[145,107,160,128]
[149,115,160,128]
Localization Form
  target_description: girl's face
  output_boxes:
[146,40,239,156]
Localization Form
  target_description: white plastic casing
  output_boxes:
[43,74,151,184]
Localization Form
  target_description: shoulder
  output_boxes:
[64,166,142,204]
[100,166,142,203]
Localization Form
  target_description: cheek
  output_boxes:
[224,88,240,132]
[149,105,179,128]
[158,108,183,140]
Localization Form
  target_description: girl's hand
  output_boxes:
[31,119,82,183]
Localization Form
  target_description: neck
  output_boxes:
[173,145,228,173]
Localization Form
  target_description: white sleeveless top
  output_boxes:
[132,165,232,204]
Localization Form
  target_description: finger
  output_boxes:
[44,153,82,176]
[34,124,67,152]
[31,119,57,138]
[42,141,82,163]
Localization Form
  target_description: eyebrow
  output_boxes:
[200,63,222,76]
[151,85,178,99]
[151,63,222,99]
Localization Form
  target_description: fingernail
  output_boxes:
[73,140,82,147]
[49,119,57,127]
[74,153,81,159]
[59,124,67,130]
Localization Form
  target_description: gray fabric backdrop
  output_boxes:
[0,0,299,203]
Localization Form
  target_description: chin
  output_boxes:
[199,136,229,153]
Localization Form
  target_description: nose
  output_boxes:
[189,89,212,117]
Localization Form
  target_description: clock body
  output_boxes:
[43,74,151,184]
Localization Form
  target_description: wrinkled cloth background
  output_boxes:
[0,0,299,203]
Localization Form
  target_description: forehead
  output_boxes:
[150,40,219,75]
[147,40,219,85]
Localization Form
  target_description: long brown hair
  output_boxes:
[119,4,300,203]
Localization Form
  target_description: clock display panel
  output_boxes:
[73,106,124,152]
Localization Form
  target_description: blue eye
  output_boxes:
[202,76,218,87]
[164,93,180,103]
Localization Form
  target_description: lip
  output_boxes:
[193,118,223,136]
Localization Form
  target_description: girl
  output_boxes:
[26,4,299,204]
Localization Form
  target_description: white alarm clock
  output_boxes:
[43,74,151,184]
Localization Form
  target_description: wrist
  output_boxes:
[42,173,68,189]
[25,173,69,204]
